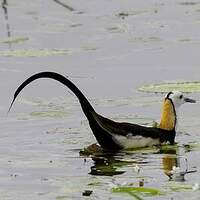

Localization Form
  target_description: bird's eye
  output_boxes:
[179,95,183,99]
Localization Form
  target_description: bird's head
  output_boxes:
[165,91,196,109]
[159,91,196,131]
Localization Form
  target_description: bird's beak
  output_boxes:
[184,97,196,103]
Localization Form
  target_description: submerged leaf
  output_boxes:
[138,81,200,93]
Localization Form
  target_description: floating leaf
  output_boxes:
[0,49,69,57]
[116,9,150,18]
[30,110,69,118]
[138,81,200,93]
[112,186,162,198]
[87,181,102,186]
[159,144,179,153]
[184,142,200,151]
[179,2,199,5]
[1,37,29,44]
[168,183,193,191]
[81,46,97,51]
[130,37,162,43]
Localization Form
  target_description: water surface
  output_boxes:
[1,0,200,199]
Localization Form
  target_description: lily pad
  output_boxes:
[159,144,179,153]
[30,110,69,118]
[0,49,69,57]
[112,186,162,198]
[138,81,200,93]
[168,183,193,191]
[130,37,162,43]
[184,142,200,151]
[1,37,29,44]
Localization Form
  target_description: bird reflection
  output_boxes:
[162,147,196,181]
[89,155,126,176]
[84,144,197,179]
[162,149,179,179]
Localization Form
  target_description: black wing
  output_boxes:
[91,112,176,144]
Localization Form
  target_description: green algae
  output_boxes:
[138,81,200,93]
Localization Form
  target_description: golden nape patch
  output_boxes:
[159,99,176,131]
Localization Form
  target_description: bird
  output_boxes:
[8,72,196,151]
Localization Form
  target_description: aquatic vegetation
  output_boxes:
[89,157,126,176]
[179,2,199,5]
[0,49,69,57]
[138,81,200,93]
[116,9,151,18]
[2,0,200,199]
[30,110,69,118]
[1,36,29,44]
[159,144,179,153]
[178,38,192,43]
[80,46,97,51]
[184,142,200,151]
[80,143,104,156]
[168,182,200,191]
[106,24,128,33]
[82,190,93,196]
[112,186,163,199]
[130,36,162,43]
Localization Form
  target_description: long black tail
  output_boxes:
[9,72,122,150]
[8,72,95,118]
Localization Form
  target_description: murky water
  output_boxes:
[1,0,200,199]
